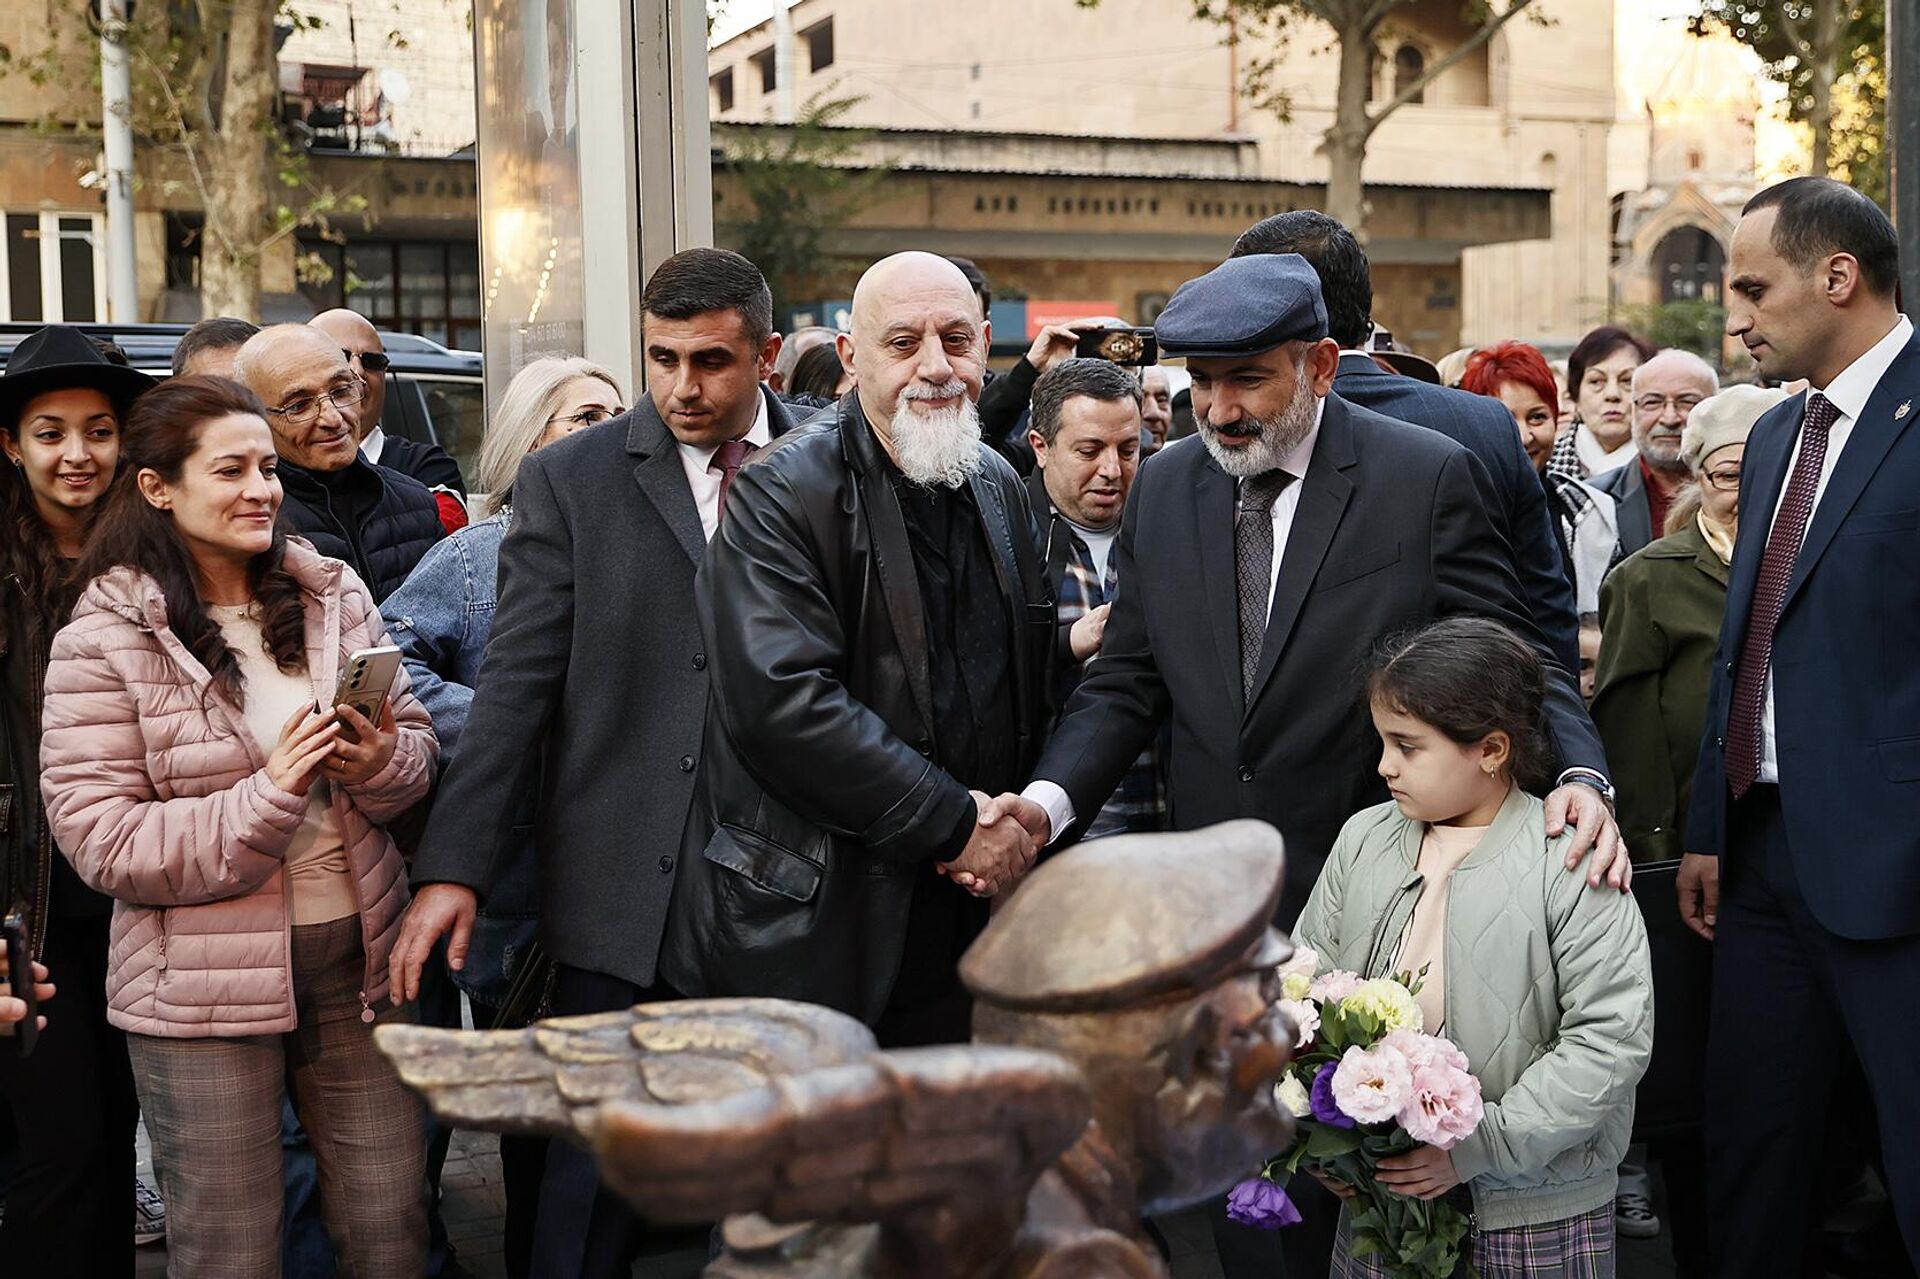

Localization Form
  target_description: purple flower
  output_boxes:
[1227,1177,1303,1230]
[1310,1061,1356,1129]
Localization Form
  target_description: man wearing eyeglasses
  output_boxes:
[311,309,469,536]
[1592,349,1720,556]
[233,324,444,601]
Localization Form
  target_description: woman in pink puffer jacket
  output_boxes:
[39,376,436,1279]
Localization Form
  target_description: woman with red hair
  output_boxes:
[1462,341,1621,613]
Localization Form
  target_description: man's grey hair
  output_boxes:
[1030,358,1145,445]
[1631,348,1720,395]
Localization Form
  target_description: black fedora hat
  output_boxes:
[0,325,156,432]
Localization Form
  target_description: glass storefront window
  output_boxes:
[1,211,103,323]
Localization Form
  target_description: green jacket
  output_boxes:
[1293,789,1653,1232]
[1591,521,1729,863]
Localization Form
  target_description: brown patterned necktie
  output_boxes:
[1236,468,1297,700]
[1725,392,1838,798]
[712,438,756,516]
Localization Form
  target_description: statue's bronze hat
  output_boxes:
[960,820,1287,1013]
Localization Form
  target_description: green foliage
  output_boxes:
[1689,1,1882,131]
[1615,300,1729,364]
[716,93,890,316]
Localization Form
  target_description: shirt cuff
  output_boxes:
[1021,780,1077,847]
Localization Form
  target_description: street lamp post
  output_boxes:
[98,0,139,322]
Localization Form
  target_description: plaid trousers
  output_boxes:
[1331,1201,1615,1279]
[129,915,428,1279]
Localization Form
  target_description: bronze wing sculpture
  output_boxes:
[379,819,1294,1279]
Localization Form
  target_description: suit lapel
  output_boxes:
[1191,455,1246,716]
[1246,397,1356,718]
[626,402,706,565]
[1782,345,1920,610]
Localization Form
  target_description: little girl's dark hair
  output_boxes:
[1365,616,1557,795]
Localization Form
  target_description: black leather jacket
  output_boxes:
[660,397,1055,1023]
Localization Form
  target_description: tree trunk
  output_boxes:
[1322,17,1376,234]
[199,0,275,321]
[1806,1,1843,177]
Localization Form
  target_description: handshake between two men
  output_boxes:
[938,792,1056,898]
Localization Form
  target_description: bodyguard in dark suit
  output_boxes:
[660,252,1054,1047]
[1228,211,1580,672]
[387,249,793,1279]
[1680,178,1920,1273]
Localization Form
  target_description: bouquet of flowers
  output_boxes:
[1227,947,1485,1279]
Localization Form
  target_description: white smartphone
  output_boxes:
[332,645,402,742]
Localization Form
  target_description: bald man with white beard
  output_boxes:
[659,252,1057,1046]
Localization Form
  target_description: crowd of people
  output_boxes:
[0,172,1914,1279]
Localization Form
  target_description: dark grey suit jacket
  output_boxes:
[1334,352,1579,670]
[1591,458,1654,557]
[411,388,796,988]
[1032,393,1607,924]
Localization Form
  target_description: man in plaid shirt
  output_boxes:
[1025,359,1166,836]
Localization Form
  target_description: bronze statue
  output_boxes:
[377,820,1294,1278]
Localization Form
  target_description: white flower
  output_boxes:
[1275,1073,1314,1118]
[1281,970,1313,1002]
[1277,998,1320,1049]
[1342,977,1424,1034]
[1278,945,1319,980]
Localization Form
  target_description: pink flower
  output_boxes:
[1382,1028,1471,1076]
[1329,1043,1413,1125]
[1277,998,1320,1049]
[1397,1062,1484,1150]
[1310,969,1365,1004]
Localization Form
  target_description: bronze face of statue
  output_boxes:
[377,820,1293,1279]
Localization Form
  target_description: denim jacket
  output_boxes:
[385,510,537,1008]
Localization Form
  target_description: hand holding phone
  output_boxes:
[332,646,402,745]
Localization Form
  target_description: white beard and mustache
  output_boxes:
[1199,373,1320,479]
[890,379,984,489]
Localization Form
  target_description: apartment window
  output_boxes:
[806,18,835,72]
[712,67,735,113]
[299,236,482,351]
[751,46,777,95]
[0,211,104,323]
[1393,45,1426,104]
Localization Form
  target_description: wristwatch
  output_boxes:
[1558,768,1617,810]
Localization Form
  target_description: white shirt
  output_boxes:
[1023,399,1324,842]
[677,394,773,542]
[359,424,387,465]
[1757,313,1912,783]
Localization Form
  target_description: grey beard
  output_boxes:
[1200,383,1319,478]
[891,397,984,489]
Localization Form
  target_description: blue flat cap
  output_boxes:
[1154,253,1329,359]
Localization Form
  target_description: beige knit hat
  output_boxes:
[1681,384,1790,473]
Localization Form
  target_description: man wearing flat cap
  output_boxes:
[997,255,1620,912]
[988,254,1622,1274]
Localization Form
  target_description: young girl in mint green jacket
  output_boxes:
[1293,617,1653,1279]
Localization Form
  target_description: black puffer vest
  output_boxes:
[276,455,443,601]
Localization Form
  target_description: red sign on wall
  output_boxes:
[1025,301,1119,339]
